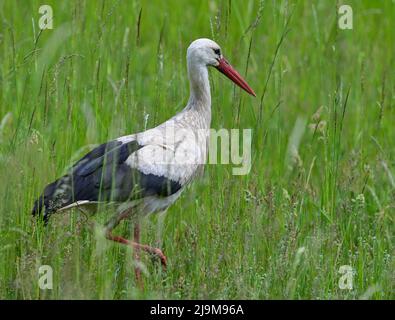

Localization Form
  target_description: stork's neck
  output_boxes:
[187,62,211,105]
[184,61,211,128]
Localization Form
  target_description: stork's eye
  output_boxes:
[213,48,221,55]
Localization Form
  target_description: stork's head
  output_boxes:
[187,38,256,97]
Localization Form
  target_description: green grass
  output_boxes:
[0,0,394,299]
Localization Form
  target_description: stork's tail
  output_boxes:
[32,176,73,224]
[32,195,44,216]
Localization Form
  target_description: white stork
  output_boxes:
[32,38,255,285]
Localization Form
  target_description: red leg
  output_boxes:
[133,223,143,288]
[103,211,167,289]
[106,232,167,268]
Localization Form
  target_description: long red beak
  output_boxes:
[215,58,256,97]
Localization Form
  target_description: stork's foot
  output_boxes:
[105,232,167,270]
[147,247,167,269]
[138,244,167,270]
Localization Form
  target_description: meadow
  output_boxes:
[0,0,393,299]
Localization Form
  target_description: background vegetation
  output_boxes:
[0,0,393,299]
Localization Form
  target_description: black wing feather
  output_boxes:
[32,139,182,222]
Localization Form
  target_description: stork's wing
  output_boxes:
[32,138,182,221]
